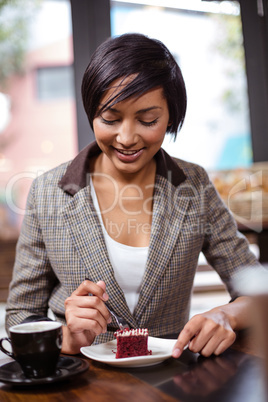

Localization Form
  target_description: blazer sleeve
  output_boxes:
[5,178,59,331]
[200,167,260,299]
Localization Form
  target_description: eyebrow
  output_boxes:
[105,106,162,114]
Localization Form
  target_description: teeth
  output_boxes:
[117,149,139,155]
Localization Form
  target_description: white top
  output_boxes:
[90,177,148,314]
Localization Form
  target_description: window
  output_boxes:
[36,65,74,100]
[0,0,77,239]
[110,0,252,171]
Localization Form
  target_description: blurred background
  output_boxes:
[0,0,267,335]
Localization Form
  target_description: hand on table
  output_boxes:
[172,307,236,358]
[62,279,111,354]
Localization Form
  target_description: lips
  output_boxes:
[113,147,144,162]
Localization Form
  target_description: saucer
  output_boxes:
[0,355,89,386]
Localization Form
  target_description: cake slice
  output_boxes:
[114,328,152,359]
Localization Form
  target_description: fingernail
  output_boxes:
[102,292,109,301]
[172,348,181,359]
[107,316,112,324]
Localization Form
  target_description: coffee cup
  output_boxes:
[0,321,62,379]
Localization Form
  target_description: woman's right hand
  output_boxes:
[62,279,111,354]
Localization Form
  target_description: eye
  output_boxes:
[140,118,159,127]
[100,116,118,125]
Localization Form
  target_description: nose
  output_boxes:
[116,119,138,148]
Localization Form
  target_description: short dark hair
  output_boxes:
[81,33,187,139]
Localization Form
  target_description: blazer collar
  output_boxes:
[58,141,186,194]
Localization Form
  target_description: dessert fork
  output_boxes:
[84,277,129,330]
[106,305,130,331]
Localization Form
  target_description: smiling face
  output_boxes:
[93,79,170,180]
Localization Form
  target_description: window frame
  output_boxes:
[239,0,268,163]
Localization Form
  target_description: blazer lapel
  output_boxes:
[60,186,138,328]
[134,175,190,322]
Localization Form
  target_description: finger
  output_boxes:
[213,335,236,356]
[187,317,226,355]
[196,328,236,357]
[84,280,111,322]
[65,296,111,333]
[96,280,106,292]
[65,294,104,309]
[65,299,109,334]
[172,319,202,358]
[74,279,109,301]
[189,331,219,357]
[188,331,212,354]
[65,294,110,322]
[197,337,223,357]
[67,315,106,336]
[76,308,108,334]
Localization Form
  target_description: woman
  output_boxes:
[6,33,258,357]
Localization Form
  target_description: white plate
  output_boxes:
[80,337,177,368]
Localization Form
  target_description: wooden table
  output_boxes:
[0,332,266,402]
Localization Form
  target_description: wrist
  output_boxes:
[210,305,237,331]
[61,325,81,354]
[61,325,95,355]
[215,296,252,331]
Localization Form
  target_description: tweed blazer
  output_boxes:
[6,141,258,343]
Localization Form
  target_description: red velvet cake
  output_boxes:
[114,328,151,359]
